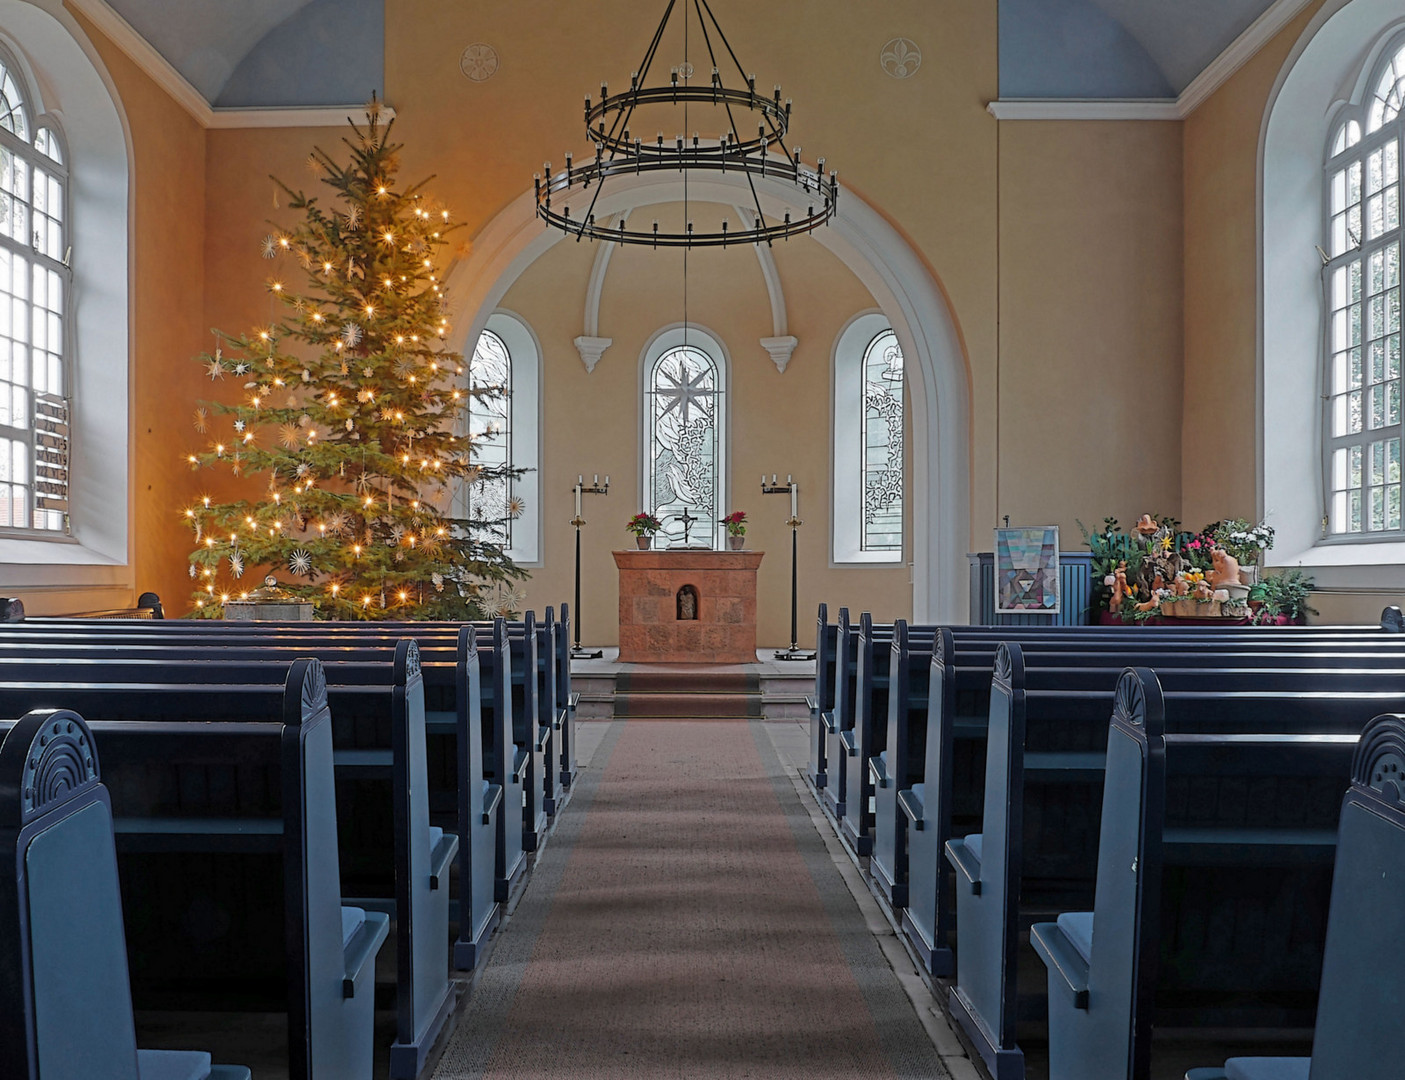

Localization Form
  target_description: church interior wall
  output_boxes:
[20,0,1385,632]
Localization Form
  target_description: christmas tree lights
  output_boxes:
[184,100,525,619]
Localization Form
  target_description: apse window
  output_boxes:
[643,328,726,550]
[465,312,541,564]
[833,313,904,563]
[0,54,68,535]
[1325,37,1405,536]
[861,329,904,552]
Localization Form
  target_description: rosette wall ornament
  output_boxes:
[534,0,839,248]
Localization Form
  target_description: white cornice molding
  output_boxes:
[66,0,395,130]
[1178,0,1317,116]
[986,99,1180,121]
[988,0,1318,122]
[208,105,397,129]
[66,0,211,123]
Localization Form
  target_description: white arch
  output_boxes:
[1261,0,1405,588]
[447,169,971,621]
[0,0,131,599]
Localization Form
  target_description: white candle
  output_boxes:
[790,481,797,518]
[575,480,582,517]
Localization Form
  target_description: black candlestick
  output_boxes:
[762,477,815,661]
[571,476,610,659]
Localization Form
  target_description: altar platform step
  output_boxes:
[569,650,814,721]
[614,670,761,720]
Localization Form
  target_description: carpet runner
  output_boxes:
[432,702,945,1078]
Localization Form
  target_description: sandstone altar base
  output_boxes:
[614,549,764,664]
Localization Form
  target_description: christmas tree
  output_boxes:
[184,101,525,619]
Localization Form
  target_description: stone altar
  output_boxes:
[613,549,764,663]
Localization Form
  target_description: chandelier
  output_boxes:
[535,0,839,248]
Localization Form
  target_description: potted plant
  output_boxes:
[627,512,662,549]
[1250,569,1317,625]
[722,510,747,550]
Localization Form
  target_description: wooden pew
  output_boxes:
[0,608,574,896]
[0,618,533,966]
[839,614,936,858]
[1030,671,1369,1080]
[943,646,1391,1080]
[0,664,388,1080]
[870,620,938,910]
[807,602,838,793]
[0,646,456,1079]
[1184,712,1405,1080]
[0,707,252,1080]
[900,628,1405,979]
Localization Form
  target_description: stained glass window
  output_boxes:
[1326,38,1405,535]
[0,55,68,534]
[861,329,904,551]
[467,328,513,545]
[646,341,724,548]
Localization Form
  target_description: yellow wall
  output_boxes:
[998,120,1185,540]
[38,0,1381,627]
[67,4,209,616]
[1182,1,1324,531]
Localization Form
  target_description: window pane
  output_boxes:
[466,329,512,546]
[647,344,720,548]
[860,330,904,551]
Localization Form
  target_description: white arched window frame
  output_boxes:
[1321,31,1405,539]
[832,311,904,564]
[639,324,729,550]
[465,310,540,565]
[0,8,129,599]
[0,42,70,536]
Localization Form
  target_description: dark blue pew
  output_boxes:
[0,648,456,1077]
[1030,670,1372,1079]
[0,623,519,972]
[553,603,578,792]
[870,620,935,909]
[839,614,935,857]
[0,709,252,1080]
[901,631,958,978]
[944,643,1027,1080]
[534,610,562,817]
[945,648,1386,1079]
[0,662,388,1080]
[808,602,838,792]
[1186,712,1405,1080]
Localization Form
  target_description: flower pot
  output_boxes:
[635,535,652,550]
[728,535,745,550]
[1239,564,1260,586]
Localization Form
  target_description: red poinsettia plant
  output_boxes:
[627,512,663,536]
[722,510,747,536]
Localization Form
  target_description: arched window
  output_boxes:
[465,311,541,564]
[641,326,727,549]
[0,47,69,534]
[1323,33,1405,537]
[833,312,904,563]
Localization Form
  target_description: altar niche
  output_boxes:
[613,549,764,663]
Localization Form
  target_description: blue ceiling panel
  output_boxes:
[1000,0,1174,99]
[215,0,384,108]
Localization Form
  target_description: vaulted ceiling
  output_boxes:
[101,0,1282,108]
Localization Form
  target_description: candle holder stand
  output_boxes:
[762,476,816,661]
[571,475,610,659]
